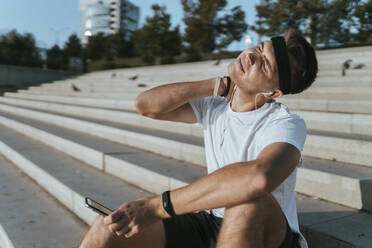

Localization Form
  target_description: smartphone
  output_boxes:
[85,197,114,216]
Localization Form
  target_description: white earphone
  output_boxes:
[254,91,275,110]
[261,92,275,96]
[230,85,275,110]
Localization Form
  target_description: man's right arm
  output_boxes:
[134,78,225,124]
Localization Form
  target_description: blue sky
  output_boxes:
[0,0,261,51]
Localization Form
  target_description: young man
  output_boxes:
[79,29,318,248]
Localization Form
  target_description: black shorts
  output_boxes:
[163,211,300,248]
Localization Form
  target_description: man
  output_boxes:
[79,28,318,248]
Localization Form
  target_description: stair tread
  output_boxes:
[0,110,205,184]
[0,154,88,248]
[0,122,371,247]
[0,123,153,211]
[0,103,204,147]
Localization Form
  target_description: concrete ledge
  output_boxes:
[296,166,371,210]
[0,140,97,226]
[0,114,193,196]
[0,102,371,169]
[0,110,371,212]
[294,110,372,136]
[0,115,103,170]
[3,95,372,139]
[0,104,206,166]
[303,135,372,168]
[6,91,372,116]
[0,114,371,247]
[0,224,15,248]
[17,89,138,99]
[4,93,137,111]
[279,98,372,114]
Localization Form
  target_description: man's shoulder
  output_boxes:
[267,101,306,125]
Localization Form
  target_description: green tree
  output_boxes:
[86,32,109,60]
[325,0,358,46]
[253,0,367,47]
[181,0,248,59]
[254,1,309,40]
[107,31,134,58]
[0,30,42,67]
[46,45,66,70]
[353,0,372,43]
[133,4,182,64]
[64,33,82,58]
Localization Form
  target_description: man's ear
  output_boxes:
[263,89,283,99]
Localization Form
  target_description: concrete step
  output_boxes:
[0,153,88,248]
[287,86,372,101]
[0,112,371,247]
[0,103,205,166]
[17,89,138,99]
[0,107,371,212]
[315,45,372,55]
[5,91,372,115]
[279,98,372,115]
[0,100,371,169]
[20,81,372,102]
[313,75,372,86]
[318,68,371,77]
[0,122,153,227]
[1,95,372,139]
[4,92,137,112]
[25,74,372,93]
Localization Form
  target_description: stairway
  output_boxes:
[0,45,371,248]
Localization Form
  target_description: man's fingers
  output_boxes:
[108,215,130,233]
[124,226,139,239]
[104,209,123,224]
[115,225,132,236]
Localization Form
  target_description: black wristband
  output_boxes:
[162,191,176,217]
[221,76,231,97]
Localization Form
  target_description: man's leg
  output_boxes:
[216,194,287,248]
[78,215,166,248]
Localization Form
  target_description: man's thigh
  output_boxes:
[78,215,166,248]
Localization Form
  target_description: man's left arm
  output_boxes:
[104,142,301,237]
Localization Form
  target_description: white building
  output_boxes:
[80,0,140,44]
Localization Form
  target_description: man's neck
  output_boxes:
[230,88,270,112]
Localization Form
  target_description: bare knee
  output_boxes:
[79,216,166,248]
[223,194,283,226]
[79,215,114,248]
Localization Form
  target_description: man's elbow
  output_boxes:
[253,173,271,196]
[242,161,271,198]
[134,94,156,118]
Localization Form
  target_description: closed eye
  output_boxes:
[259,45,268,72]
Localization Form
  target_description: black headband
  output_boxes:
[271,36,291,95]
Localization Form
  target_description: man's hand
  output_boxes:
[103,196,166,238]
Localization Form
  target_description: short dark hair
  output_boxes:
[284,29,318,94]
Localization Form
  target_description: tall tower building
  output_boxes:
[80,0,140,44]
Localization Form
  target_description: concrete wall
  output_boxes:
[0,64,77,94]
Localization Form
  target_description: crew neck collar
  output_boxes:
[227,99,274,118]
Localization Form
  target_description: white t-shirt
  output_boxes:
[189,96,308,248]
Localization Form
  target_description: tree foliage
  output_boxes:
[0,30,43,67]
[132,4,182,64]
[107,31,134,59]
[86,33,108,60]
[181,0,248,59]
[253,0,372,47]
[46,45,66,70]
[64,33,82,58]
[353,0,372,43]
